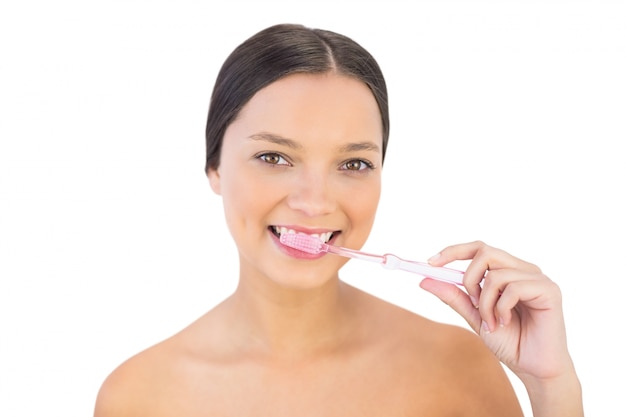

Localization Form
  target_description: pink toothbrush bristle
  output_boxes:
[280,233,324,254]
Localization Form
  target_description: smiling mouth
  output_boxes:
[270,226,337,243]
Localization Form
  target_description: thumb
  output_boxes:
[419,278,482,333]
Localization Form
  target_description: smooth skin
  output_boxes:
[94,72,581,416]
[423,242,583,416]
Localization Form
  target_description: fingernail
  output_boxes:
[427,252,441,264]
[498,316,505,327]
[470,295,479,308]
[481,320,491,334]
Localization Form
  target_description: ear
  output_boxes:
[207,167,221,195]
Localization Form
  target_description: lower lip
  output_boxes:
[271,232,326,260]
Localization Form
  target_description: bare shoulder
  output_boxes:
[351,286,524,415]
[93,341,170,417]
[93,303,233,417]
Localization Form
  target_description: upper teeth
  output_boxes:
[274,226,333,243]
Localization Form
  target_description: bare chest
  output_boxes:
[145,356,454,417]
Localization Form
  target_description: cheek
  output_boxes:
[221,176,257,224]
[344,179,381,232]
[219,168,283,227]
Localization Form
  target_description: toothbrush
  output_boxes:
[279,233,464,285]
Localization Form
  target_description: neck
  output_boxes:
[225,275,354,361]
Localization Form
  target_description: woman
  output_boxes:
[94,23,583,416]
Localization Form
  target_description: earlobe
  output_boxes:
[207,168,221,195]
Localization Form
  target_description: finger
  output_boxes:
[428,241,488,306]
[429,241,540,273]
[419,278,482,333]
[429,241,541,307]
[479,269,547,331]
[427,240,485,267]
[495,278,563,327]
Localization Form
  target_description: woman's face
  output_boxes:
[208,72,383,289]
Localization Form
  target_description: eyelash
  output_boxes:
[256,152,291,166]
[255,152,376,173]
[339,159,375,172]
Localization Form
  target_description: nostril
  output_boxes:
[286,186,336,217]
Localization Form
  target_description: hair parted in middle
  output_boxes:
[205,23,389,173]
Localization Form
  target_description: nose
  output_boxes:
[286,169,337,217]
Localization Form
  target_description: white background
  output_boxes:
[1,1,624,416]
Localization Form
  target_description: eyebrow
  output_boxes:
[248,132,380,154]
[248,133,303,149]
[338,141,381,154]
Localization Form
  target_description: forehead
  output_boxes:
[227,72,383,148]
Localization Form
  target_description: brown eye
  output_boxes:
[263,154,280,164]
[341,159,373,172]
[258,152,289,166]
[345,160,363,170]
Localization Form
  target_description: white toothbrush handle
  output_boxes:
[323,243,464,285]
[382,254,464,285]
[324,244,385,264]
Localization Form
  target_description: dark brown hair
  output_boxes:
[205,23,389,172]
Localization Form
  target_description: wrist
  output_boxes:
[521,368,583,417]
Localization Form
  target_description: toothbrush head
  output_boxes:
[279,233,325,254]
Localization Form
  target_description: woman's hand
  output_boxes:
[419,241,581,403]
